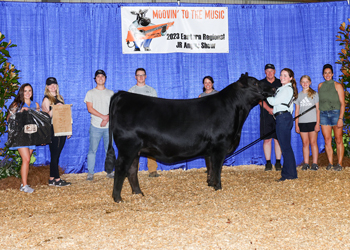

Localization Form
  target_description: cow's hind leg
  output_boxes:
[209,151,226,190]
[112,151,139,203]
[205,156,214,187]
[127,155,144,196]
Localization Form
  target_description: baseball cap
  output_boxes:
[95,69,106,78]
[46,77,58,85]
[265,64,275,70]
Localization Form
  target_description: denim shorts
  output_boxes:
[320,110,340,126]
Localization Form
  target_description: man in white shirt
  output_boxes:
[128,68,159,177]
[84,70,114,180]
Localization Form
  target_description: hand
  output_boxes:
[295,126,300,134]
[101,114,109,122]
[56,103,63,106]
[67,135,71,139]
[100,120,108,127]
[337,119,343,128]
[315,124,320,132]
[20,107,29,112]
[267,108,274,115]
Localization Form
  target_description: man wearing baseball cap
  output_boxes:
[259,64,282,171]
[84,69,114,180]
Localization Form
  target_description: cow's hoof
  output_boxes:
[132,191,144,196]
[114,198,123,203]
[207,182,214,187]
[214,186,222,191]
[113,196,123,203]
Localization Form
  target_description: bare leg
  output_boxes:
[17,148,34,186]
[263,139,272,161]
[309,131,319,164]
[333,125,344,166]
[300,132,310,164]
[274,139,282,160]
[321,125,333,165]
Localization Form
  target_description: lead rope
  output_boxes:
[231,104,316,157]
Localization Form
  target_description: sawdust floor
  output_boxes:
[1,153,350,249]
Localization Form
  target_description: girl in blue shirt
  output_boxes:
[7,83,40,193]
[267,68,298,181]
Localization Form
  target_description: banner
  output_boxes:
[121,7,229,54]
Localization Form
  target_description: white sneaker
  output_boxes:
[20,184,34,193]
[106,172,114,178]
[86,173,94,181]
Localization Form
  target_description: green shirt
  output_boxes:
[319,80,340,111]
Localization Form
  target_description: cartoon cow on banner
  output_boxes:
[126,9,174,51]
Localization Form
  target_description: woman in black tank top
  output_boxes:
[42,77,71,187]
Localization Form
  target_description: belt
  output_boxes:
[273,110,289,119]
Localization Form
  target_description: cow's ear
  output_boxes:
[239,73,248,86]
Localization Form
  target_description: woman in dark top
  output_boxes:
[42,77,71,186]
[318,64,345,171]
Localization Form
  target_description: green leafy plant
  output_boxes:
[0,148,36,180]
[331,131,350,158]
[0,32,20,137]
[335,19,350,157]
[0,32,21,179]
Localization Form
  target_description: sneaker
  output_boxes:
[53,179,71,187]
[333,164,343,171]
[48,179,55,186]
[275,162,282,171]
[326,164,333,170]
[149,171,160,177]
[264,162,272,171]
[106,172,114,178]
[20,184,34,193]
[86,173,94,181]
[310,163,319,171]
[301,164,310,171]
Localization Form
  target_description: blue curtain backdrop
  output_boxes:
[0,1,348,173]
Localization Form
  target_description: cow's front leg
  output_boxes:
[127,156,144,196]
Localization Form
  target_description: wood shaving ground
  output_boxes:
[1,165,350,249]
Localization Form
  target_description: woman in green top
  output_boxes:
[318,64,345,171]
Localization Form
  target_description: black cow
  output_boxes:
[105,73,275,203]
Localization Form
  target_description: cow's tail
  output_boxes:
[104,95,117,174]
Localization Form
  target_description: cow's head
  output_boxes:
[131,9,151,27]
[239,72,275,98]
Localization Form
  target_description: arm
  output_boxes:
[259,100,273,115]
[267,87,292,107]
[42,97,53,117]
[35,102,40,111]
[86,102,109,127]
[335,82,345,128]
[6,103,18,121]
[315,102,320,132]
[295,104,300,134]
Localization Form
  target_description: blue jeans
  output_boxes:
[87,125,109,174]
[275,112,297,180]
